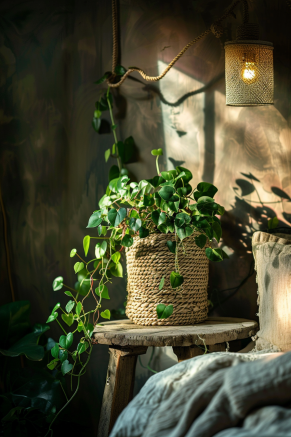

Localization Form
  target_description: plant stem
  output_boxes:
[107,88,122,172]
[76,253,87,264]
[63,284,77,293]
[156,156,160,175]
[56,319,67,335]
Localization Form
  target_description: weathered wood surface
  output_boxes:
[97,346,147,437]
[93,317,258,347]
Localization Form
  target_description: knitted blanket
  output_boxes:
[110,351,291,437]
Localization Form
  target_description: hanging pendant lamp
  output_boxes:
[225,23,274,106]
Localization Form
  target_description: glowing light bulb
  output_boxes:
[241,60,259,85]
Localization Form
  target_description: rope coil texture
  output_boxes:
[125,232,209,326]
[107,0,246,88]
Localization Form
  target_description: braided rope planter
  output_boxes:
[125,232,209,326]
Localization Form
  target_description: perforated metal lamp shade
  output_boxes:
[225,40,274,106]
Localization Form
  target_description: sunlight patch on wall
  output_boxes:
[158,60,205,189]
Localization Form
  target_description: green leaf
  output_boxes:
[118,136,134,163]
[139,227,149,238]
[108,208,127,226]
[176,166,192,183]
[92,117,101,132]
[74,262,84,274]
[166,241,176,254]
[115,64,127,75]
[156,304,173,319]
[109,165,119,181]
[161,171,176,181]
[176,226,193,240]
[70,249,77,258]
[101,309,111,320]
[46,313,58,323]
[195,234,207,249]
[61,360,73,376]
[51,303,60,315]
[212,222,222,243]
[151,148,163,156]
[111,251,121,264]
[83,235,90,257]
[158,224,168,233]
[168,200,180,213]
[59,349,68,363]
[110,262,123,277]
[64,291,73,297]
[129,218,142,232]
[76,302,82,316]
[268,216,279,229]
[158,185,175,201]
[205,248,229,262]
[170,272,184,289]
[51,343,59,359]
[87,211,102,228]
[52,276,63,291]
[194,182,218,200]
[47,358,59,370]
[61,313,74,327]
[59,333,74,349]
[121,235,133,247]
[151,211,160,226]
[105,149,111,162]
[204,227,213,241]
[94,71,111,84]
[65,300,75,313]
[77,341,89,354]
[159,277,165,290]
[0,324,50,361]
[175,213,191,228]
[95,284,110,299]
[144,194,155,207]
[95,241,107,259]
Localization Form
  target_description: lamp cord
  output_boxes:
[107,0,246,88]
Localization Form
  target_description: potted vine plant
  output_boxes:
[45,86,228,432]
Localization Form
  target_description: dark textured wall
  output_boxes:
[1,0,291,432]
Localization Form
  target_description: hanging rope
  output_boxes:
[107,0,246,88]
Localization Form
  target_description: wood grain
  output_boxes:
[93,317,258,347]
[97,346,147,437]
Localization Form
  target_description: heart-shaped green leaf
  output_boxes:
[111,251,121,264]
[74,262,84,274]
[151,148,163,156]
[95,284,110,299]
[195,234,207,249]
[212,222,222,243]
[87,211,102,228]
[176,226,193,240]
[59,349,68,363]
[110,262,123,277]
[46,312,58,323]
[64,291,73,297]
[166,241,176,254]
[70,249,77,257]
[51,343,59,359]
[51,303,60,314]
[205,248,229,262]
[47,358,59,370]
[121,235,133,247]
[156,304,173,319]
[105,149,111,162]
[77,342,89,354]
[159,186,175,201]
[61,313,74,327]
[83,235,90,256]
[139,227,149,239]
[129,218,142,232]
[59,332,74,349]
[101,309,111,320]
[61,360,73,376]
[65,301,75,313]
[108,208,127,226]
[95,241,107,259]
[76,302,82,316]
[170,272,184,289]
[52,277,63,291]
[176,167,192,183]
[268,216,279,229]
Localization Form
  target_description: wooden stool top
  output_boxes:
[93,317,258,348]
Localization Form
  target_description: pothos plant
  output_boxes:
[45,86,228,433]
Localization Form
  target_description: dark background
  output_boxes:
[1,0,291,433]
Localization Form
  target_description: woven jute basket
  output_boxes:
[125,232,209,326]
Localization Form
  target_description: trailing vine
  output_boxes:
[45,88,228,433]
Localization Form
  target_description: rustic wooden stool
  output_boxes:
[93,316,258,437]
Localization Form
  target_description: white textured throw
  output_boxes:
[110,351,291,437]
[252,231,291,352]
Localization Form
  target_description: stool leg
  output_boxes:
[172,345,204,362]
[97,346,147,437]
